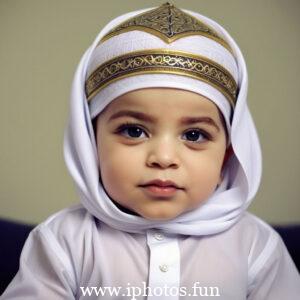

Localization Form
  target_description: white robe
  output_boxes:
[2,204,300,299]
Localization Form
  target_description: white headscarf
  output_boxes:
[63,5,262,236]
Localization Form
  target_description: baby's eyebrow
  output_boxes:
[109,110,155,123]
[109,110,220,131]
[181,116,220,131]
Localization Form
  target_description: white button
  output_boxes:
[159,264,169,272]
[154,232,164,241]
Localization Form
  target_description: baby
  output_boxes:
[2,3,300,299]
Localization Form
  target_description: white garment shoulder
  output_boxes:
[231,212,281,270]
[235,213,300,297]
[34,204,100,290]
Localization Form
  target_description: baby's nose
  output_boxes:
[146,138,180,169]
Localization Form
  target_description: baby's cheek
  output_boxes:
[100,163,126,202]
[99,149,138,194]
[188,160,222,201]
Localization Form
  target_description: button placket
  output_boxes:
[146,230,180,299]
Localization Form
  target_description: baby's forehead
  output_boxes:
[96,88,224,131]
[105,88,220,113]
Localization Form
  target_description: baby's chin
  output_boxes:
[139,208,183,221]
[112,199,184,221]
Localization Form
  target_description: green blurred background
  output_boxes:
[0,0,299,224]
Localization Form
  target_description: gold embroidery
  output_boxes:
[100,2,232,52]
[85,49,237,106]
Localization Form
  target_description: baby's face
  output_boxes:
[95,88,227,221]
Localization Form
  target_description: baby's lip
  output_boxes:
[139,179,183,189]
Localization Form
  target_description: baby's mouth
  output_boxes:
[139,179,183,189]
[140,185,180,198]
[139,179,184,198]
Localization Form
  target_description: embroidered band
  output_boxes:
[85,49,238,106]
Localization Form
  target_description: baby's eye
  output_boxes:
[117,123,147,139]
[182,129,210,143]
